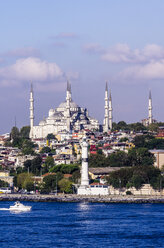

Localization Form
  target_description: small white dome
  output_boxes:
[39,120,46,126]
[49,109,54,117]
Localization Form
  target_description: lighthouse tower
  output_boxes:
[77,137,89,194]
[80,137,89,186]
[29,84,34,139]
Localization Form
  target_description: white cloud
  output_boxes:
[120,59,164,80]
[101,43,164,63]
[0,57,79,90]
[0,57,64,87]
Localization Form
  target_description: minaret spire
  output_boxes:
[69,81,72,101]
[66,81,71,132]
[29,83,34,139]
[109,89,113,130]
[103,81,109,133]
[148,90,152,125]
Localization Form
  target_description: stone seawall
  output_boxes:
[0,194,164,203]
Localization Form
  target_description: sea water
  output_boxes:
[0,201,163,248]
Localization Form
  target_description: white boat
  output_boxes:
[9,201,31,212]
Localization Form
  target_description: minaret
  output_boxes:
[148,90,152,125]
[69,82,72,101]
[80,137,89,186]
[103,82,109,133]
[109,89,113,130]
[66,81,71,132]
[29,83,34,139]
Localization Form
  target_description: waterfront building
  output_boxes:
[30,82,99,139]
[149,149,164,170]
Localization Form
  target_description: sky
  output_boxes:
[0,0,164,133]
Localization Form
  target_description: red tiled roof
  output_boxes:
[64,174,72,178]
[90,182,104,186]
[42,172,56,177]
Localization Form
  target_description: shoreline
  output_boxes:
[0,194,164,203]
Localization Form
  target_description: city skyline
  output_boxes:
[0,0,164,133]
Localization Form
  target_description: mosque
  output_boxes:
[29,80,154,139]
[29,82,103,139]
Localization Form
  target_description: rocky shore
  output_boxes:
[0,193,164,203]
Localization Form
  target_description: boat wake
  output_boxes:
[0,208,10,211]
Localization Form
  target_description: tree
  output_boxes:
[148,123,159,132]
[89,154,109,167]
[108,151,128,167]
[0,179,9,188]
[49,164,79,174]
[71,170,81,184]
[40,146,51,154]
[128,148,154,167]
[20,126,30,139]
[42,173,63,193]
[22,139,35,155]
[17,173,34,189]
[10,127,21,147]
[60,164,79,174]
[11,126,19,140]
[119,137,129,142]
[31,156,42,175]
[128,122,145,132]
[117,121,129,131]
[45,156,54,171]
[58,178,73,194]
[106,165,163,190]
[47,133,56,140]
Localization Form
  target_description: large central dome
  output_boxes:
[58,100,79,109]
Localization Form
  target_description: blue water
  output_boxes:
[0,202,163,248]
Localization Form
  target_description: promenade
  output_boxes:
[0,194,164,203]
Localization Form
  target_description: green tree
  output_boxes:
[11,126,19,140]
[17,173,33,189]
[71,170,81,184]
[148,123,159,132]
[89,154,109,167]
[128,148,154,167]
[11,126,21,147]
[31,156,42,175]
[49,164,62,173]
[108,151,128,167]
[40,146,51,154]
[106,165,163,190]
[0,179,9,187]
[42,173,63,193]
[45,156,54,169]
[22,139,35,155]
[47,133,56,140]
[128,122,146,132]
[60,164,79,174]
[20,126,30,139]
[58,178,73,194]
